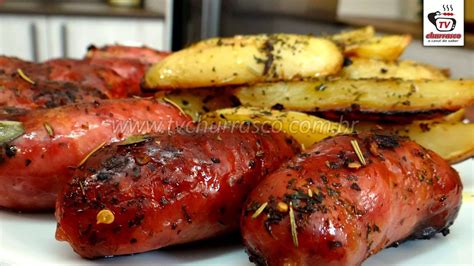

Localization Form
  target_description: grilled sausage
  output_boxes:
[241,133,462,266]
[44,59,133,98]
[55,125,299,258]
[87,57,148,96]
[0,98,191,211]
[86,45,169,64]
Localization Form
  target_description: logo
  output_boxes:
[424,1,464,46]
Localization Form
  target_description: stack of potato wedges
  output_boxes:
[143,26,474,164]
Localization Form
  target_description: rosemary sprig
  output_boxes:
[77,141,106,167]
[118,134,150,146]
[162,97,186,116]
[251,202,268,219]
[350,140,366,165]
[289,202,299,248]
[79,180,86,195]
[17,69,35,84]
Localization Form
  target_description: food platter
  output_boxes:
[1,159,472,265]
[1,26,473,265]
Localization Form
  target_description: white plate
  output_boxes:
[1,159,473,266]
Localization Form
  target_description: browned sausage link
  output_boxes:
[241,133,462,266]
[85,45,170,64]
[55,125,300,258]
[0,98,191,211]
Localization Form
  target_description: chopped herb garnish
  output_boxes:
[77,141,106,167]
[162,97,186,115]
[251,202,268,219]
[350,140,366,165]
[289,202,299,248]
[118,135,150,146]
[316,83,327,91]
[43,122,54,137]
[17,68,35,84]
[79,180,86,195]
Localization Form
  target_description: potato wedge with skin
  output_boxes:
[144,34,343,90]
[201,107,352,149]
[341,58,449,80]
[355,121,474,164]
[330,26,375,46]
[155,88,238,120]
[234,79,474,120]
[344,35,412,60]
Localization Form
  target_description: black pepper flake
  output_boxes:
[343,57,353,67]
[132,166,140,179]
[181,206,192,224]
[373,224,380,232]
[350,183,361,191]
[171,222,178,230]
[248,160,256,168]
[244,201,261,216]
[128,213,145,228]
[287,178,296,189]
[160,196,169,206]
[380,68,388,74]
[327,187,339,197]
[320,174,328,184]
[316,84,327,91]
[271,103,284,110]
[328,240,343,249]
[96,171,111,181]
[325,161,340,169]
[25,159,32,167]
[130,238,137,244]
[346,175,358,181]
[211,157,221,163]
[441,228,450,236]
[419,123,430,132]
[439,195,447,202]
[372,134,400,149]
[4,145,17,158]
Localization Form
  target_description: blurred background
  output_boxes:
[0,0,473,77]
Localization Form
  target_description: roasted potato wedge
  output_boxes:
[356,121,474,164]
[155,89,238,120]
[201,107,351,148]
[330,26,375,46]
[234,79,474,122]
[344,35,412,60]
[341,58,449,80]
[144,34,343,90]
